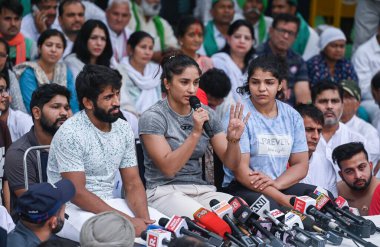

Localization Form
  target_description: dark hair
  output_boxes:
[272,13,300,33]
[371,71,380,89]
[237,54,288,95]
[211,0,234,8]
[332,142,368,169]
[72,20,113,66]
[311,81,344,103]
[31,0,58,5]
[160,53,201,84]
[76,64,122,109]
[37,29,67,50]
[38,238,78,247]
[30,83,71,117]
[199,68,231,99]
[175,16,204,39]
[221,19,255,72]
[127,31,154,50]
[295,104,324,126]
[0,38,11,86]
[58,0,85,17]
[0,0,23,17]
[0,72,9,89]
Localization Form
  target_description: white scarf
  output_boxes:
[211,52,245,103]
[119,57,161,114]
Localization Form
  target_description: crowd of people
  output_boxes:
[0,0,379,246]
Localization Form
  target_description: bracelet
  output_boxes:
[226,136,240,143]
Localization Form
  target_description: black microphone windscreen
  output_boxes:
[189,96,201,109]
[209,199,220,207]
[289,197,296,206]
[158,218,169,227]
[141,230,147,241]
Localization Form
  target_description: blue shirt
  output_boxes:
[19,67,80,114]
[7,221,41,247]
[307,53,359,86]
[222,98,308,187]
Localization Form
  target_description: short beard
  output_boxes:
[51,217,64,234]
[343,175,372,191]
[93,104,120,123]
[40,113,65,136]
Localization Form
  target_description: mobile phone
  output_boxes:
[32,4,40,13]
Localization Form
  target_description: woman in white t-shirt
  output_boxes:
[117,31,161,117]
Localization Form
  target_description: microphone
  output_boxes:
[310,190,373,237]
[250,195,290,232]
[189,96,214,138]
[158,216,207,242]
[193,207,246,247]
[182,216,224,247]
[210,199,266,247]
[228,196,285,247]
[281,206,343,246]
[335,196,378,235]
[141,229,171,247]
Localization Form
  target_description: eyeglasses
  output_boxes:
[0,53,8,59]
[0,88,9,97]
[274,28,297,38]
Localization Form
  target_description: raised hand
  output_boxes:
[226,103,250,142]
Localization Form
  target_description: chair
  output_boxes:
[23,145,50,190]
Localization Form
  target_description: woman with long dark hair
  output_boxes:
[64,19,113,80]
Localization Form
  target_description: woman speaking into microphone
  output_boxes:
[138,54,249,218]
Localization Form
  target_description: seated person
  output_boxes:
[7,179,75,247]
[256,13,310,105]
[333,142,380,216]
[47,65,165,241]
[117,31,161,116]
[309,82,369,196]
[4,84,72,216]
[15,29,79,113]
[339,80,380,174]
[0,72,33,142]
[307,27,358,86]
[139,54,249,218]
[64,20,113,80]
[222,54,320,209]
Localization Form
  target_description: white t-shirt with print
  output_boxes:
[47,111,137,200]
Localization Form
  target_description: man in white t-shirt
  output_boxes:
[0,73,32,142]
[308,82,368,197]
[47,64,164,242]
[106,0,132,66]
[339,79,380,175]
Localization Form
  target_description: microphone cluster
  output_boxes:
[141,188,378,247]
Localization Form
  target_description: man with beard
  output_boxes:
[57,0,85,58]
[128,0,177,62]
[4,83,72,217]
[310,81,368,197]
[333,142,380,216]
[47,64,165,242]
[0,0,38,65]
[7,179,75,247]
[21,0,59,42]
